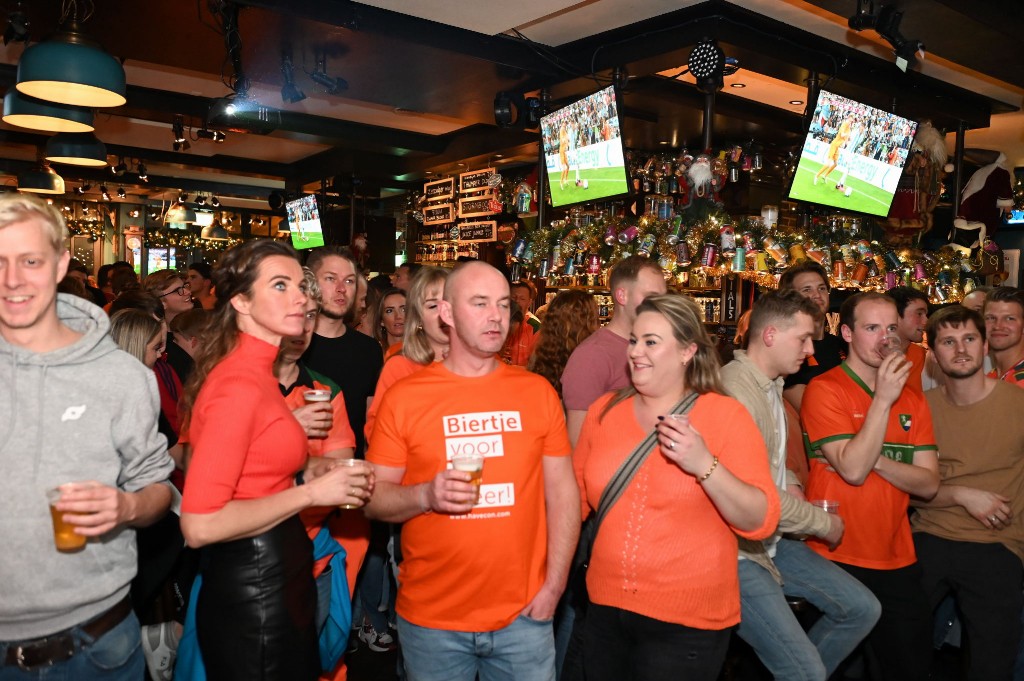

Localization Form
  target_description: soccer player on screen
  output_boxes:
[559,121,570,190]
[835,117,866,193]
[814,116,852,187]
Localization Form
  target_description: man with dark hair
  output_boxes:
[887,286,931,391]
[802,291,940,681]
[391,262,421,293]
[561,255,666,446]
[984,286,1024,387]
[0,194,172,679]
[97,263,116,302]
[303,246,384,458]
[724,291,879,681]
[779,261,845,411]
[186,262,215,310]
[912,305,1024,680]
[67,258,107,307]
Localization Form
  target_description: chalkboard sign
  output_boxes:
[458,221,497,243]
[460,169,494,193]
[423,203,454,226]
[459,194,496,219]
[424,177,455,202]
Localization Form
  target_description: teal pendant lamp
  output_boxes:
[18,163,66,194]
[200,224,229,240]
[2,90,94,133]
[45,132,107,167]
[16,22,126,108]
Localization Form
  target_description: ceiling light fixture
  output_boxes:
[117,186,126,199]
[195,128,226,143]
[309,54,347,95]
[45,132,107,167]
[15,7,126,108]
[200,224,229,240]
[164,201,197,225]
[172,115,186,144]
[99,185,110,201]
[111,158,127,176]
[789,100,804,105]
[196,195,206,206]
[2,90,94,133]
[17,162,65,194]
[730,83,747,88]
[280,51,306,104]
[688,38,726,93]
[136,162,148,182]
[210,196,221,207]
[3,3,29,46]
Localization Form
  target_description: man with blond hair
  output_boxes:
[0,194,173,678]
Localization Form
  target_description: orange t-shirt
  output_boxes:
[802,363,937,569]
[574,392,780,630]
[904,342,927,393]
[367,362,571,632]
[384,341,403,361]
[364,354,424,442]
[988,355,1024,387]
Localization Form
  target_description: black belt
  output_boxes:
[2,597,132,671]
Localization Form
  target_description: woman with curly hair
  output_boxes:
[527,290,599,396]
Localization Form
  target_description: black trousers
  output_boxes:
[582,603,731,681]
[837,561,931,681]
[197,515,318,681]
[914,532,1023,681]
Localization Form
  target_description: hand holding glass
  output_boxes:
[451,453,485,504]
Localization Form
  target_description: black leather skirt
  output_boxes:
[196,515,318,681]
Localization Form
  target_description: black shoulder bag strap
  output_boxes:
[591,390,700,528]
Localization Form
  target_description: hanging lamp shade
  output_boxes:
[164,203,197,225]
[45,132,108,167]
[200,224,229,240]
[2,90,94,133]
[18,163,66,194]
[16,24,127,108]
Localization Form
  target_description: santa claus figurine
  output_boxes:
[951,151,1014,253]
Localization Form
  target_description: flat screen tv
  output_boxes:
[540,85,630,208]
[788,89,918,218]
[286,194,325,249]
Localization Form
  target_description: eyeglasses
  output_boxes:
[159,282,191,298]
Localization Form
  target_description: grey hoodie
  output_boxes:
[0,293,173,640]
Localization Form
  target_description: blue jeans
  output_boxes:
[0,610,144,681]
[397,613,555,681]
[737,539,881,680]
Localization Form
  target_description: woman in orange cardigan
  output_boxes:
[574,294,780,681]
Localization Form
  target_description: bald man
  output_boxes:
[365,261,579,681]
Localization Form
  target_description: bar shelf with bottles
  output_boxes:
[414,240,479,265]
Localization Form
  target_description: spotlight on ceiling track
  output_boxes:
[117,186,126,199]
[196,128,226,143]
[172,115,186,144]
[3,4,29,47]
[309,54,347,95]
[210,195,220,207]
[111,158,127,176]
[137,162,148,182]
[196,195,206,206]
[100,185,110,201]
[280,51,306,104]
[847,0,924,72]
[688,38,726,93]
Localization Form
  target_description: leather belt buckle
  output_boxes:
[10,635,75,671]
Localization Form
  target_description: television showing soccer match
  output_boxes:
[286,194,325,250]
[788,89,918,218]
[540,85,630,208]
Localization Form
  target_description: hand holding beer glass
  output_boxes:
[451,453,485,505]
[306,458,373,509]
[46,484,92,552]
[294,389,333,439]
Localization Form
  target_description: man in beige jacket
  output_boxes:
[722,290,880,681]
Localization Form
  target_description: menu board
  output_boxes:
[458,221,497,243]
[459,194,496,219]
[459,169,493,193]
[423,203,455,226]
[424,177,455,202]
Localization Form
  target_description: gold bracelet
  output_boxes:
[698,456,719,483]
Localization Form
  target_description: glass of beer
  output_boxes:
[879,333,903,358]
[304,389,333,437]
[334,459,370,510]
[810,499,840,514]
[46,485,87,552]
[451,453,485,504]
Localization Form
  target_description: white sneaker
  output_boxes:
[358,622,395,653]
[141,622,179,681]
